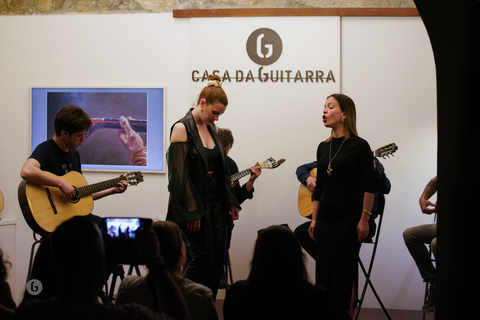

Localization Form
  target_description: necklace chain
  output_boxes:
[327,138,346,176]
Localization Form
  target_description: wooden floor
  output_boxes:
[215,300,434,320]
[352,308,433,320]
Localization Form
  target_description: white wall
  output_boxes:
[341,17,437,310]
[0,13,436,310]
[0,13,191,304]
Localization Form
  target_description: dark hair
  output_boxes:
[217,127,234,148]
[246,225,309,288]
[325,93,358,141]
[50,217,104,277]
[54,104,92,136]
[0,248,11,282]
[152,221,184,272]
[196,75,228,107]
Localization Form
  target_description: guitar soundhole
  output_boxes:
[69,187,80,203]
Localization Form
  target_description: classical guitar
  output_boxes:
[297,143,398,217]
[18,171,144,237]
[228,157,285,188]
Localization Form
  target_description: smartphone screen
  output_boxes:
[104,218,141,239]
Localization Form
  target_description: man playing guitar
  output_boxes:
[20,105,131,301]
[294,157,391,259]
[20,105,128,212]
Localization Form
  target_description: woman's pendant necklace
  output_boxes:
[326,163,333,175]
[327,137,346,176]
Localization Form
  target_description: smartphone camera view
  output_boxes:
[104,218,141,239]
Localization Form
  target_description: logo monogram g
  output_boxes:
[246,28,283,66]
[26,279,43,296]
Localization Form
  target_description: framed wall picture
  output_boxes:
[31,87,165,173]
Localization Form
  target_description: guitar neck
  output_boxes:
[228,157,284,184]
[229,168,253,183]
[76,177,122,198]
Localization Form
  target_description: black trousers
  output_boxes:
[181,199,228,300]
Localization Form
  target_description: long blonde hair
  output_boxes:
[325,93,358,142]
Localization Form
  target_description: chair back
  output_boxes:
[377,193,386,216]
[373,194,386,243]
[362,194,386,244]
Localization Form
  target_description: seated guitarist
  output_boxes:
[294,158,391,259]
[20,105,130,301]
[20,105,128,208]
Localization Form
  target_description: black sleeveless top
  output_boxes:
[205,145,221,173]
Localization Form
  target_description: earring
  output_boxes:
[341,118,346,123]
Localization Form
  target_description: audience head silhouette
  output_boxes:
[50,216,105,301]
[223,224,350,320]
[247,224,308,288]
[0,248,11,283]
[151,220,186,274]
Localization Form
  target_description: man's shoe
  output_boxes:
[422,286,436,313]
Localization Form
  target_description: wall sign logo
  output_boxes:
[191,26,336,84]
[246,28,283,66]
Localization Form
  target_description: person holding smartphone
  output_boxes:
[15,217,191,320]
[116,220,218,320]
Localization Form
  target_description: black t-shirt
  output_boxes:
[29,139,82,176]
[226,156,254,205]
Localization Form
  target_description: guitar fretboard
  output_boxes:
[228,169,252,183]
[76,177,123,199]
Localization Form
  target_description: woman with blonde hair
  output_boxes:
[166,75,240,300]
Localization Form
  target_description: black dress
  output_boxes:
[166,109,240,300]
[313,135,375,310]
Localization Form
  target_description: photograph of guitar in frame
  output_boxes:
[31,87,165,173]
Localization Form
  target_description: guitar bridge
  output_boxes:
[45,188,58,215]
